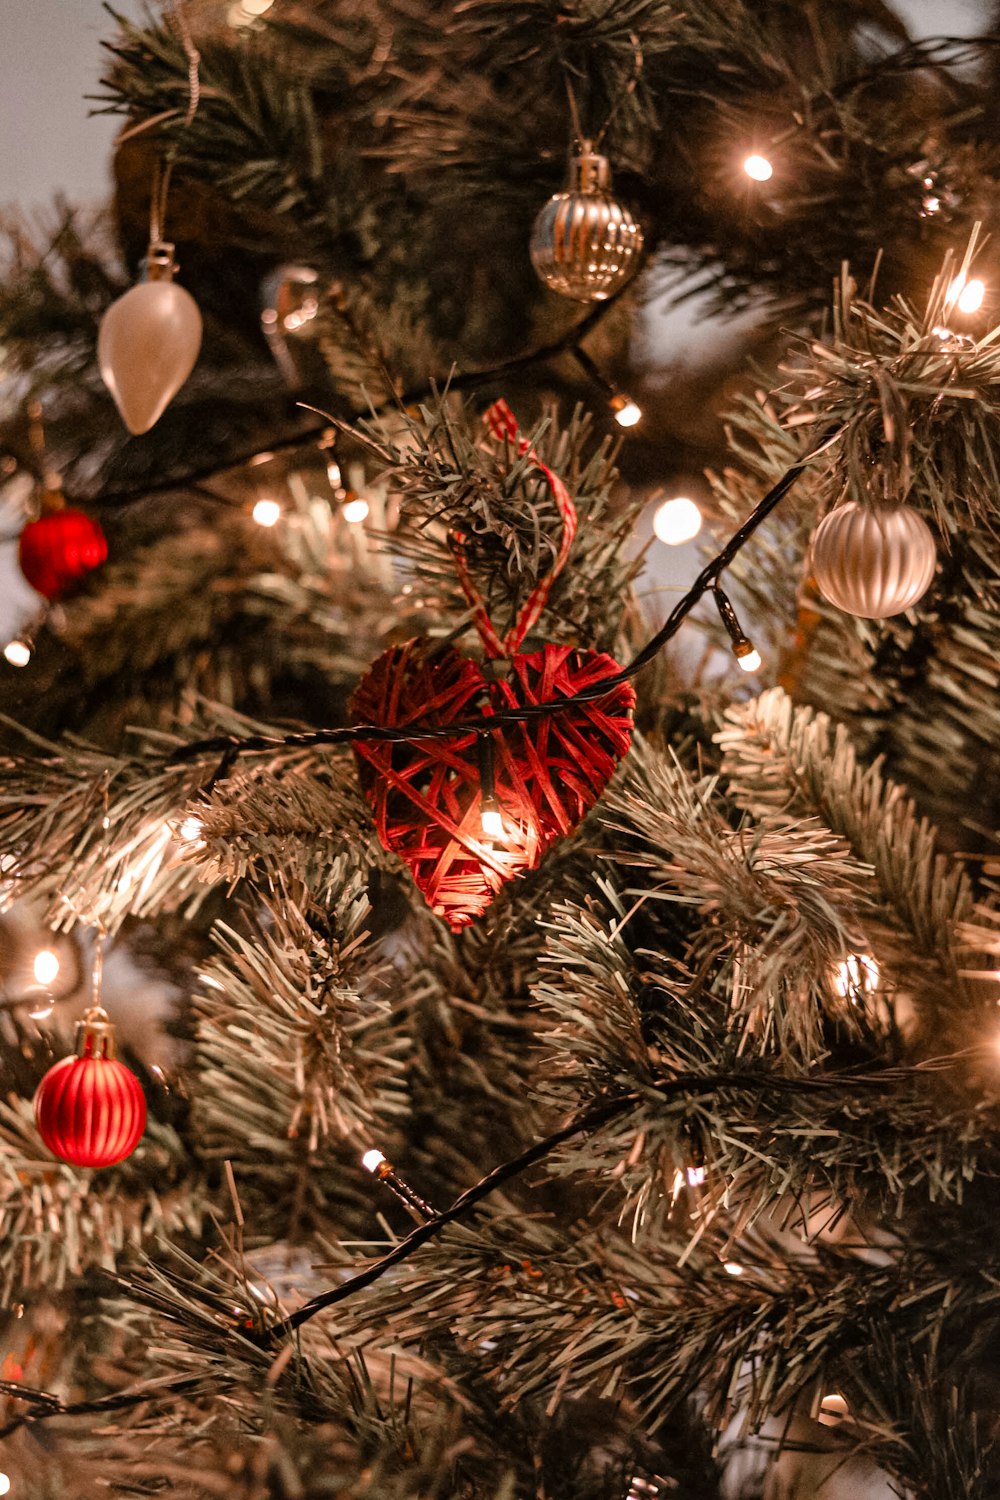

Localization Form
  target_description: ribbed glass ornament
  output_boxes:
[34,1013,146,1168]
[18,509,107,601]
[530,147,644,302]
[811,501,937,619]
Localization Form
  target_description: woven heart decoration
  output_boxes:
[351,638,634,928]
[350,400,635,928]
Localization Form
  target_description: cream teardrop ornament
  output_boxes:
[811,501,937,619]
[98,243,202,435]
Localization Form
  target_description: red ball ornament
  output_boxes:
[19,509,108,602]
[34,1009,146,1168]
[351,637,635,929]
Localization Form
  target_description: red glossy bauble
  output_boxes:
[34,1024,146,1169]
[19,510,108,602]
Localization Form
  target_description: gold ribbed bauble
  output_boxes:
[530,146,644,302]
[811,501,937,619]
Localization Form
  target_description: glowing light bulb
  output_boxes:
[252,498,282,527]
[177,815,205,844]
[326,459,342,489]
[948,274,986,314]
[481,807,504,839]
[610,394,642,428]
[818,1392,849,1426]
[723,1261,745,1276]
[686,1164,707,1187]
[0,1472,11,1496]
[958,278,985,314]
[341,495,370,524]
[33,949,60,987]
[362,1149,387,1173]
[735,646,762,673]
[3,640,31,668]
[653,495,702,546]
[743,154,773,182]
[832,952,879,1000]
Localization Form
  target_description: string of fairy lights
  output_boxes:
[2,25,998,1483]
[0,0,994,1183]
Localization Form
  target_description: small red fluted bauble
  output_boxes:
[34,1010,146,1168]
[351,638,635,929]
[19,510,108,602]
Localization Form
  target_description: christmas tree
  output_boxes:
[2,2,1000,1496]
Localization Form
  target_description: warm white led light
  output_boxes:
[653,495,702,546]
[948,273,986,314]
[362,1149,387,1173]
[3,640,31,668]
[958,277,985,314]
[818,1392,850,1426]
[611,396,642,428]
[481,807,504,839]
[252,498,282,527]
[686,1165,707,1187]
[743,154,773,182]
[177,815,205,844]
[736,647,762,673]
[33,949,60,987]
[341,496,370,524]
[832,952,879,999]
[723,1261,745,1276]
[0,1472,11,1496]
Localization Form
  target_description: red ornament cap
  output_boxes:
[34,1009,146,1168]
[19,509,108,602]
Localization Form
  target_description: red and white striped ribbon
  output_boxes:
[451,399,578,659]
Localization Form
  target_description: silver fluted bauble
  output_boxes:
[98,243,202,435]
[530,146,644,302]
[811,501,937,619]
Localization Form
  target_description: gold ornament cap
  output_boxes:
[568,143,613,194]
[75,1006,117,1061]
[144,242,179,283]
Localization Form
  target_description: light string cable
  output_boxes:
[0,1060,956,1435]
[81,283,634,508]
[168,421,844,771]
[69,26,1000,509]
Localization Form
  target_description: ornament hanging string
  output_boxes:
[592,30,644,150]
[449,400,578,658]
[558,28,643,153]
[148,0,201,247]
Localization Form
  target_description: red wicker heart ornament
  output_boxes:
[350,399,635,927]
[350,637,635,928]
